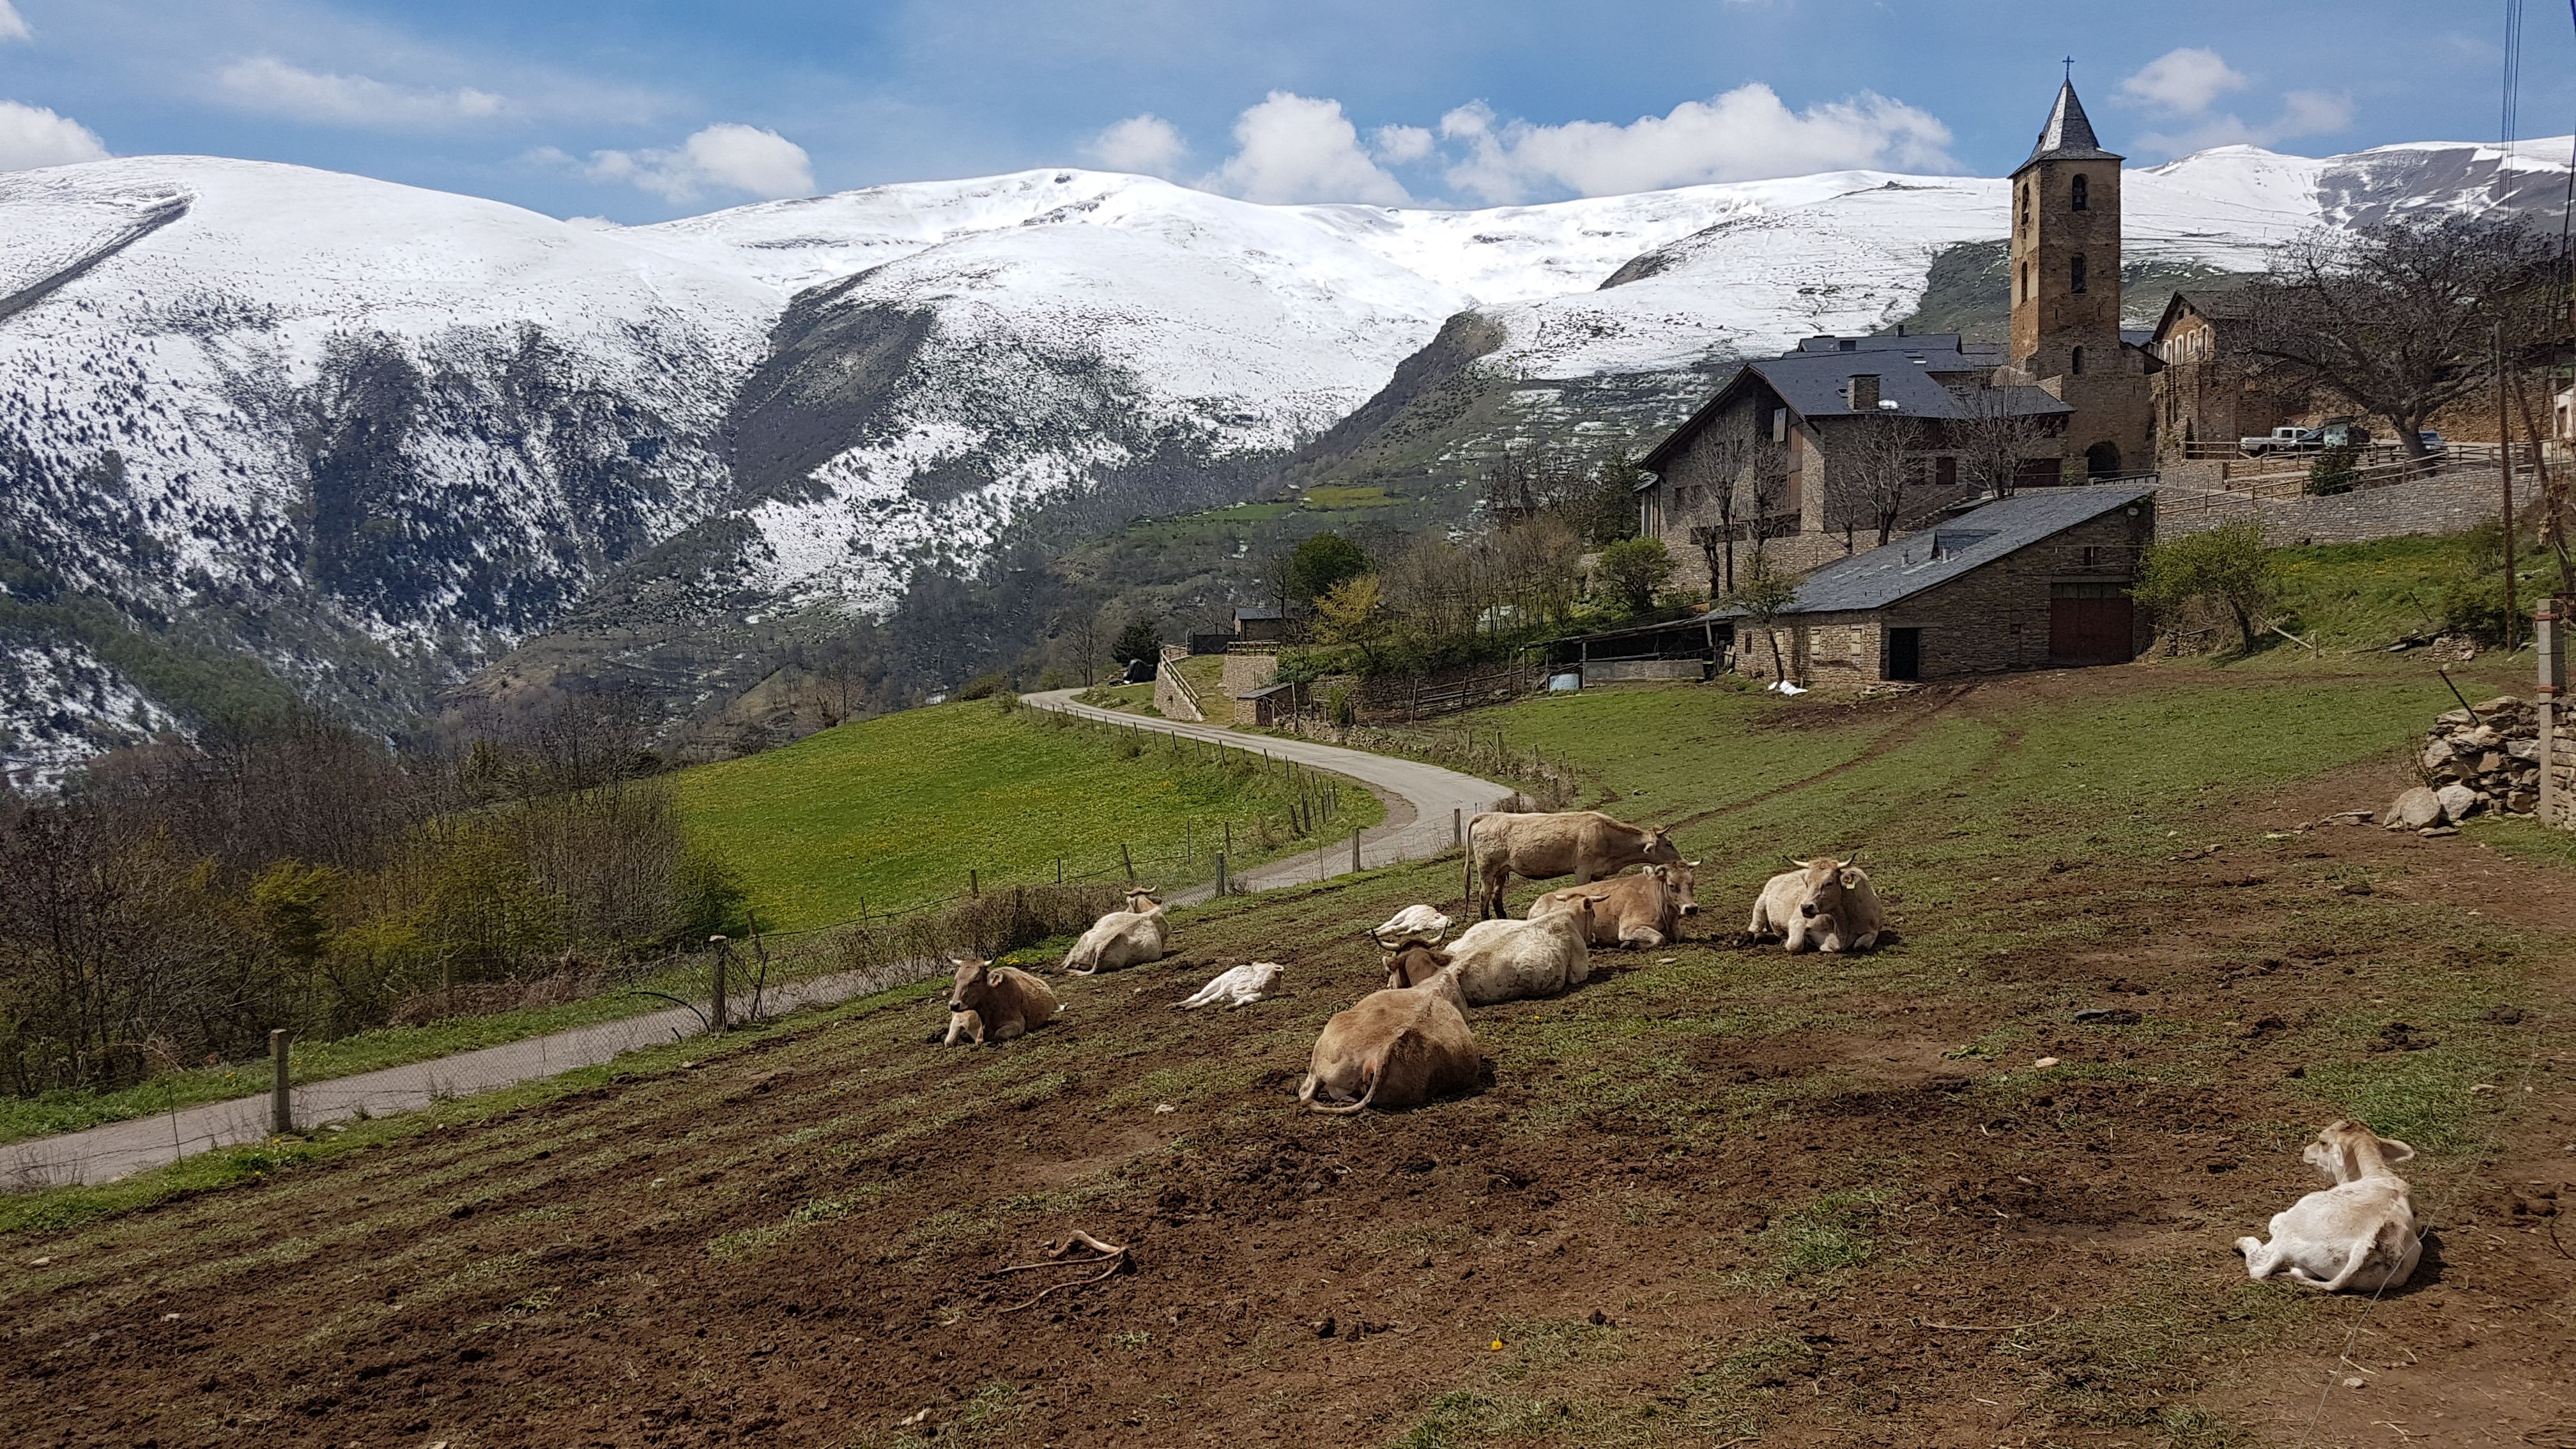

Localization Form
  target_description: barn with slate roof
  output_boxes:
[1721,484,2157,686]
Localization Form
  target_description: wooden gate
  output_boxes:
[2048,582,2135,664]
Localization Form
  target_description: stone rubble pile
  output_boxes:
[2382,695,2542,831]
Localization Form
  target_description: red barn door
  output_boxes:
[2049,582,2135,664]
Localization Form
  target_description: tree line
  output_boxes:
[0,695,745,1095]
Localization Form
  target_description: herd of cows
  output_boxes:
[931,806,2430,1294]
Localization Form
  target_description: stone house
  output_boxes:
[1634,333,2072,591]
[1724,485,2157,686]
[2147,288,2300,454]
[1634,79,2157,592]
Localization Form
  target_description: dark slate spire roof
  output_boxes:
[2017,80,2122,171]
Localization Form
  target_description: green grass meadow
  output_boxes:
[674,698,1379,931]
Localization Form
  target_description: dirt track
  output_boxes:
[4,681,2571,1448]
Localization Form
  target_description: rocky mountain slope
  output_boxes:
[3,138,2566,776]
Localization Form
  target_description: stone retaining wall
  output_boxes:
[2159,468,2535,545]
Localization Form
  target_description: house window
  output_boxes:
[2070,254,2087,294]
[2020,263,2030,301]
[1935,456,1958,488]
[2071,174,2089,211]
[2071,346,2085,375]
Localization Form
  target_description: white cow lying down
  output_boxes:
[1064,888,1169,975]
[1175,961,1284,1009]
[2236,1119,2423,1293]
[1441,897,1593,1006]
[1371,905,1452,950]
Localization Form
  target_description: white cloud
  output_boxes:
[1207,91,1409,205]
[1085,113,1187,178]
[1370,123,1436,165]
[2137,89,2356,155]
[217,56,505,129]
[0,2,31,43]
[560,123,815,203]
[0,100,110,171]
[2119,47,2248,115]
[1439,84,1954,204]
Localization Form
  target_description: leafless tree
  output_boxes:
[2242,214,2565,459]
[1681,435,1749,595]
[1952,383,2050,498]
[1746,438,1793,564]
[1844,414,1929,546]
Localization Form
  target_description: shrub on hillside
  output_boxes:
[2136,521,2277,654]
[1597,537,1676,614]
[2306,443,2361,495]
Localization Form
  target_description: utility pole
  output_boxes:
[2499,323,2518,649]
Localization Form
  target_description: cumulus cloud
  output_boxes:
[1085,113,1187,177]
[217,56,504,129]
[0,100,111,171]
[2119,47,2248,115]
[1207,91,1410,205]
[548,123,815,203]
[1439,84,1954,204]
[1370,123,1436,165]
[0,2,30,43]
[2116,47,2350,157]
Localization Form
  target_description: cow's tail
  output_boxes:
[1302,1069,1380,1116]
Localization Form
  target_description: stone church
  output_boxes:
[1635,79,2158,592]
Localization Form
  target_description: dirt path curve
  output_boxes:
[1019,689,1512,904]
[2,699,1508,1193]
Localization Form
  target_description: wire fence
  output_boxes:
[1,701,1526,1191]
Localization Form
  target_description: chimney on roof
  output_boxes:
[1846,374,1881,411]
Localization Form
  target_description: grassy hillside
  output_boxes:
[16,656,2567,1446]
[673,698,1379,930]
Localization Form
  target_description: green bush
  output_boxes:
[1596,536,1676,615]
[2306,443,2361,495]
[2136,521,2276,653]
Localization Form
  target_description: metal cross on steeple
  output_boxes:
[2062,56,2075,81]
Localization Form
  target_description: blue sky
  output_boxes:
[0,0,2567,220]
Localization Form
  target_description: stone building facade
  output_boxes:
[1635,79,2157,589]
[2147,289,2297,454]
[1729,486,2156,686]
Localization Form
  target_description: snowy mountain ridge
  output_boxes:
[1,136,2564,776]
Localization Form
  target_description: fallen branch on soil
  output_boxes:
[1915,1306,2061,1332]
[993,1230,1131,1314]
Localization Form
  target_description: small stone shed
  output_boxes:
[1726,484,2156,686]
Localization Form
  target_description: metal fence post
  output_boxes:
[710,937,730,1034]
[1121,843,1135,881]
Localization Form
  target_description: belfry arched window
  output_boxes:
[2071,174,2089,211]
[2071,346,2086,374]
[2020,183,2030,227]
[2071,254,2087,294]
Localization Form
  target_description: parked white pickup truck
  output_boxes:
[2240,421,2371,456]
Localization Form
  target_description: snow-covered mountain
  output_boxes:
[2,137,2564,776]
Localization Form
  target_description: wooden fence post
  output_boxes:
[969,868,979,898]
[269,1029,291,1136]
[1453,806,1462,847]
[1216,851,1228,896]
[1351,828,1361,874]
[710,939,730,1034]
[1055,856,1063,884]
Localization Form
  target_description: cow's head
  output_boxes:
[1652,861,1702,917]
[1125,887,1161,914]
[1643,828,1683,866]
[1386,942,1452,991]
[947,955,995,1013]
[2304,1119,2415,1182]
[1786,854,1865,921]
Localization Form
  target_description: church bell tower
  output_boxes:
[2006,77,2150,477]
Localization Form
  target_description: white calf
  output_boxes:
[1174,961,1284,1010]
[2235,1120,2423,1293]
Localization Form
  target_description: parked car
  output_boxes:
[2416,430,2447,454]
[2239,420,2373,456]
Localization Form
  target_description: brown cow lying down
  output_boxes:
[1063,888,1169,975]
[1381,940,1452,991]
[1299,964,1478,1114]
[1468,809,1680,918]
[1531,861,1699,948]
[1747,855,1882,953]
[939,955,1058,1046]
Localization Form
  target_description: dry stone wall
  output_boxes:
[2158,469,2535,546]
[2382,695,2543,831]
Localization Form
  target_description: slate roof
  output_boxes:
[1638,349,2069,471]
[2018,81,2122,171]
[1233,607,1284,622]
[1719,484,2156,617]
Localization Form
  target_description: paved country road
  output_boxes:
[2,696,1511,1192]
[1016,689,1512,902]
